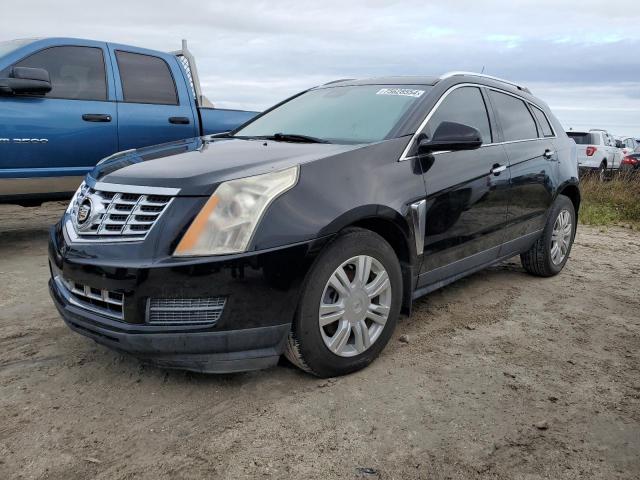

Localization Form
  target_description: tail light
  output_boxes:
[622,156,638,165]
[586,146,597,156]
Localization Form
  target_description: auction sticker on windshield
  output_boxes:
[376,88,425,98]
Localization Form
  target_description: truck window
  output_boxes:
[5,46,107,101]
[568,132,604,145]
[115,51,178,105]
[488,90,538,142]
[427,86,492,143]
[530,105,554,137]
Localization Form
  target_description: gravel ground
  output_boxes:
[0,201,639,480]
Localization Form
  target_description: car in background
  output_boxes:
[567,129,621,180]
[620,145,640,174]
[0,38,258,206]
[616,136,639,157]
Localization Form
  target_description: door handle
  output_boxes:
[82,113,112,122]
[169,116,191,125]
[490,164,507,176]
[543,149,556,159]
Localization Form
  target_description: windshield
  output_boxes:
[0,39,37,58]
[234,85,431,144]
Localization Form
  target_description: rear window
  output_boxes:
[567,132,599,145]
[488,90,538,141]
[115,51,178,105]
[530,105,554,137]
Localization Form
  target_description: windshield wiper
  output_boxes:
[267,133,332,144]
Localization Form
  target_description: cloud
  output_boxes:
[1,0,639,135]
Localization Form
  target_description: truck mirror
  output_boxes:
[0,67,52,95]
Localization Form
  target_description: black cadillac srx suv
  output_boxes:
[49,72,580,377]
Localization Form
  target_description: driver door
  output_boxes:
[417,86,511,284]
[0,43,117,196]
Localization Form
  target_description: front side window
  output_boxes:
[426,86,492,143]
[116,51,178,105]
[489,90,538,142]
[7,46,107,101]
[234,85,430,144]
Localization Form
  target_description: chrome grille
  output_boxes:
[68,182,174,241]
[147,297,226,325]
[56,276,124,320]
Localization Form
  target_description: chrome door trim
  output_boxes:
[410,199,426,255]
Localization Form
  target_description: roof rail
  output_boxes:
[439,71,531,94]
[171,39,214,108]
[322,78,356,86]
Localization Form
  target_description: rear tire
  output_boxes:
[598,161,607,182]
[284,228,402,377]
[521,195,576,277]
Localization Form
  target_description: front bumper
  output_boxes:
[48,223,326,373]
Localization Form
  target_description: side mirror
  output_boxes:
[615,140,624,148]
[0,67,52,95]
[418,121,483,153]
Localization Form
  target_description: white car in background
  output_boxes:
[567,129,622,179]
[617,136,639,157]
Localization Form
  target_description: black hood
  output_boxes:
[90,136,367,196]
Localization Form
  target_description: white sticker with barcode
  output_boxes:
[376,88,425,98]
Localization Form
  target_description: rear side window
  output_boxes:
[116,51,178,105]
[488,90,538,142]
[9,46,107,101]
[426,86,492,143]
[530,105,554,137]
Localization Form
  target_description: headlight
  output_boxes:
[174,166,299,256]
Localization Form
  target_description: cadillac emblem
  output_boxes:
[73,193,105,232]
[77,199,92,224]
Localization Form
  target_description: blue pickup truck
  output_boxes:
[0,38,257,205]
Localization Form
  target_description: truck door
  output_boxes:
[109,47,198,150]
[0,44,117,197]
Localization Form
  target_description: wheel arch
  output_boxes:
[557,181,581,214]
[321,205,417,315]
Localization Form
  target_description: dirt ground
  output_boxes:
[0,201,638,480]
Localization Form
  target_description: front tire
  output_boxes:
[521,195,576,277]
[284,228,402,377]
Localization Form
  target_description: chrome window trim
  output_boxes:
[399,82,557,162]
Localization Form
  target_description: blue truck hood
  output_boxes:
[90,136,368,196]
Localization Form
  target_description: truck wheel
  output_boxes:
[284,228,402,377]
[521,195,575,277]
[598,161,607,181]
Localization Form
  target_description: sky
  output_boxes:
[1,0,639,137]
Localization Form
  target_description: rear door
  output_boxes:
[0,43,117,196]
[487,89,556,245]
[418,85,511,282]
[108,47,198,150]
